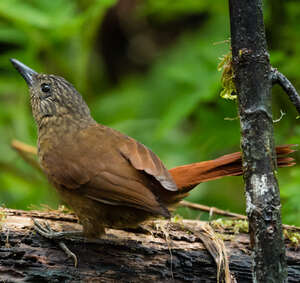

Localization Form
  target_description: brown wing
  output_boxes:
[43,124,177,217]
[118,134,177,192]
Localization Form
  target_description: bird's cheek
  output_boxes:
[39,100,56,117]
[30,98,40,117]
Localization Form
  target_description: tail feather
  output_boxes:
[169,144,296,192]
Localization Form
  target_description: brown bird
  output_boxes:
[11,59,295,239]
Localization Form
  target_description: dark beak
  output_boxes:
[10,59,37,86]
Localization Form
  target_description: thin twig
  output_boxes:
[271,68,300,114]
[179,200,300,231]
[180,200,247,219]
[11,139,41,172]
[11,139,37,155]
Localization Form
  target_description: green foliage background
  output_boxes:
[0,0,299,224]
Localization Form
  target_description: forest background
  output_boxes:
[0,0,299,225]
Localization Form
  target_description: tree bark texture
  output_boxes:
[229,0,287,282]
[0,209,300,282]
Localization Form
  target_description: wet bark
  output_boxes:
[1,209,300,282]
[229,0,287,281]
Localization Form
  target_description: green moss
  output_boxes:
[284,229,300,247]
[0,209,6,230]
[171,214,184,223]
[211,219,249,234]
[28,204,73,214]
[212,219,300,247]
[216,232,235,241]
[218,51,237,100]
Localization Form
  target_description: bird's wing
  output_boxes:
[44,124,176,217]
[118,133,178,192]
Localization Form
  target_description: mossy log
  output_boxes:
[0,208,299,282]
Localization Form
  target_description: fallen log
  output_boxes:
[0,208,299,282]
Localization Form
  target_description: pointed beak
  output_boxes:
[10,59,37,86]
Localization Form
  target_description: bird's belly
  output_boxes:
[56,187,153,238]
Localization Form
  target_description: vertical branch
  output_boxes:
[228,1,287,282]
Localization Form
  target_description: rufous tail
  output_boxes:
[167,145,296,203]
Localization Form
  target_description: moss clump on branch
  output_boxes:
[0,209,6,230]
[218,51,237,100]
[284,229,300,248]
[211,219,249,234]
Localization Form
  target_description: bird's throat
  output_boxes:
[37,114,96,142]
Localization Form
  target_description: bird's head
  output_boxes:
[10,59,93,128]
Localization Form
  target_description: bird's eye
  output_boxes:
[41,83,51,93]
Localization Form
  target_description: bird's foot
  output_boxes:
[33,218,84,240]
[33,218,82,267]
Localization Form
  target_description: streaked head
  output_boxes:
[10,59,92,127]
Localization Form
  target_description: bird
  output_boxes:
[10,58,295,239]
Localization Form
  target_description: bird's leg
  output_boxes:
[33,218,83,267]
